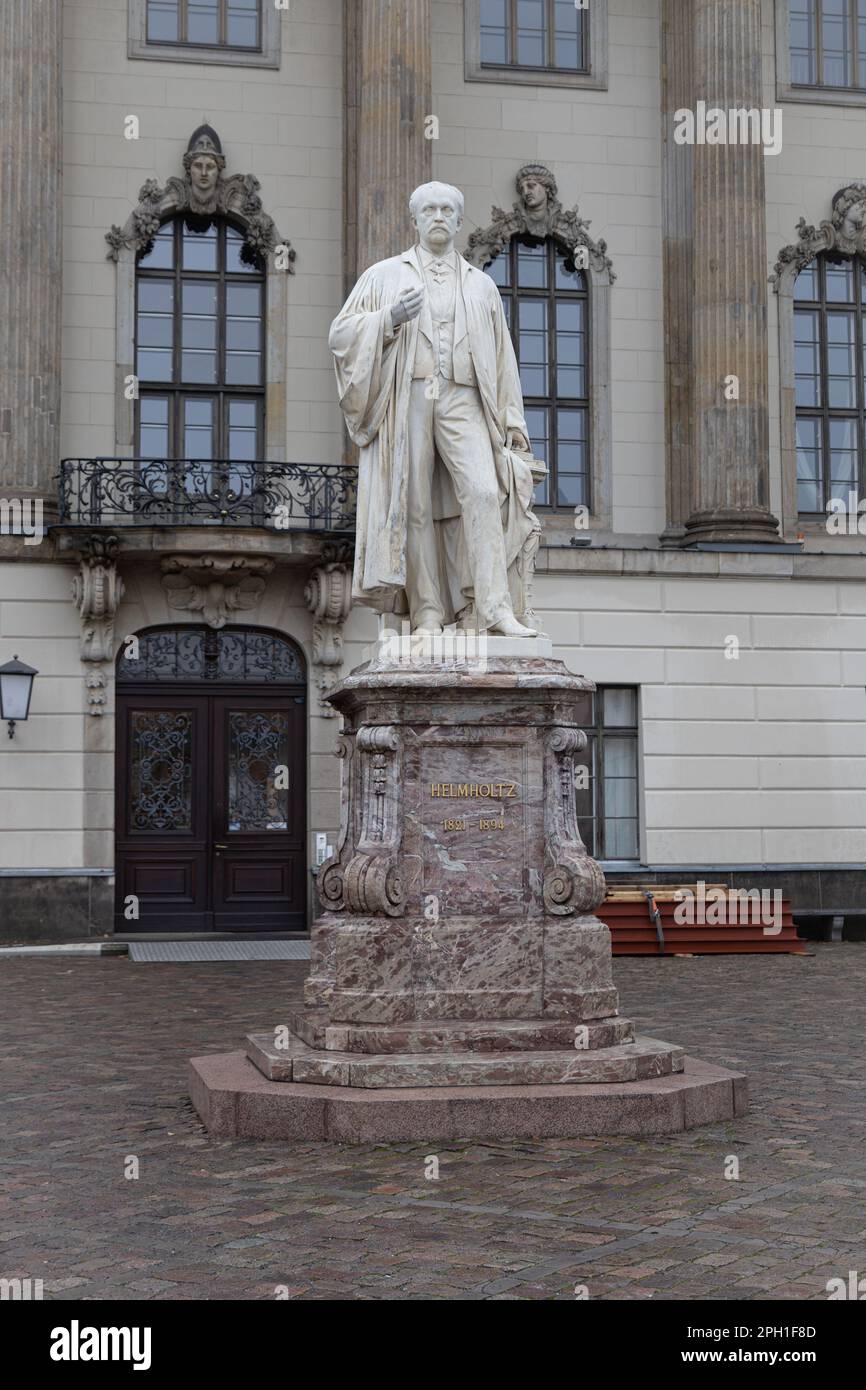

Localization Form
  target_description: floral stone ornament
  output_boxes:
[464,162,615,281]
[105,124,295,269]
[771,181,866,288]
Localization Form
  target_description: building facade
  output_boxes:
[1,0,864,941]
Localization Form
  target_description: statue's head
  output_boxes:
[183,125,227,213]
[516,163,557,215]
[833,182,866,246]
[409,181,464,250]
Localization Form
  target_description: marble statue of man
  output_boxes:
[329,181,541,636]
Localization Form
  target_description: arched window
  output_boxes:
[117,625,305,684]
[793,253,865,513]
[135,216,265,466]
[486,236,589,508]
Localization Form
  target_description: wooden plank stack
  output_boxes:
[597,883,808,956]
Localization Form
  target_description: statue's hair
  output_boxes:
[409,181,465,220]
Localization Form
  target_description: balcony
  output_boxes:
[57,458,357,534]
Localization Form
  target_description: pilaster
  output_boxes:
[344,0,433,282]
[0,0,63,507]
[661,0,781,546]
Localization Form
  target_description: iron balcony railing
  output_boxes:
[58,457,358,532]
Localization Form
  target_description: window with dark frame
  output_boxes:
[480,0,588,73]
[793,253,866,514]
[146,0,261,51]
[575,687,640,861]
[135,217,265,478]
[790,0,866,89]
[485,236,589,509]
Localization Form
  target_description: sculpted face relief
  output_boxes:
[518,176,547,213]
[190,154,219,198]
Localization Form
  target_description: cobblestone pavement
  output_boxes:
[1,944,864,1301]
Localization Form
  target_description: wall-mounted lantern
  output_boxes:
[0,655,38,738]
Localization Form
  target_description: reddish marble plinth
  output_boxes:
[190,651,747,1141]
[189,1051,749,1142]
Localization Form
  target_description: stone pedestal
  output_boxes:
[190,651,747,1140]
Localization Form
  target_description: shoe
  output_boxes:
[488,613,538,638]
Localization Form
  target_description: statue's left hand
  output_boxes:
[507,428,530,453]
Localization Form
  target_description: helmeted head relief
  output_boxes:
[409,182,465,222]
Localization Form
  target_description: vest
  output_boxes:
[411,253,476,385]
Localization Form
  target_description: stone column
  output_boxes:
[0,0,62,509]
[662,0,780,545]
[660,0,694,544]
[344,0,432,284]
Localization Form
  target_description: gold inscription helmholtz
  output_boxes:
[430,782,517,798]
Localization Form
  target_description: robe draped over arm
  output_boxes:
[328,266,415,602]
[328,269,400,446]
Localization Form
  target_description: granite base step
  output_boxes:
[246,1030,684,1088]
[289,1009,635,1054]
[190,1051,748,1142]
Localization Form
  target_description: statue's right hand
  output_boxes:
[390,287,424,327]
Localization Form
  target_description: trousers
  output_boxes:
[405,376,512,629]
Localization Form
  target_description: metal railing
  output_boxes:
[57,458,357,532]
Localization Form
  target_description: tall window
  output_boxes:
[480,0,587,72]
[486,237,589,508]
[146,0,261,50]
[790,0,866,88]
[793,254,866,513]
[135,218,265,465]
[576,688,640,862]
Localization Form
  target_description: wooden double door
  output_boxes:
[116,685,306,932]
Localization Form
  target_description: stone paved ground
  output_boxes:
[1,944,865,1301]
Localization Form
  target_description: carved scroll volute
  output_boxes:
[304,562,352,717]
[71,535,125,663]
[316,734,355,913]
[343,725,406,917]
[71,535,125,716]
[543,726,606,915]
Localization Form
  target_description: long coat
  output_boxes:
[329,245,535,616]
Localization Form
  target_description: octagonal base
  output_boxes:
[189,1051,748,1143]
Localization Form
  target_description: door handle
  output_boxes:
[214,843,228,850]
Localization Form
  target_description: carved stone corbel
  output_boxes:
[342,725,405,916]
[304,562,352,716]
[71,536,125,715]
[71,535,124,662]
[161,554,273,629]
[543,726,606,915]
